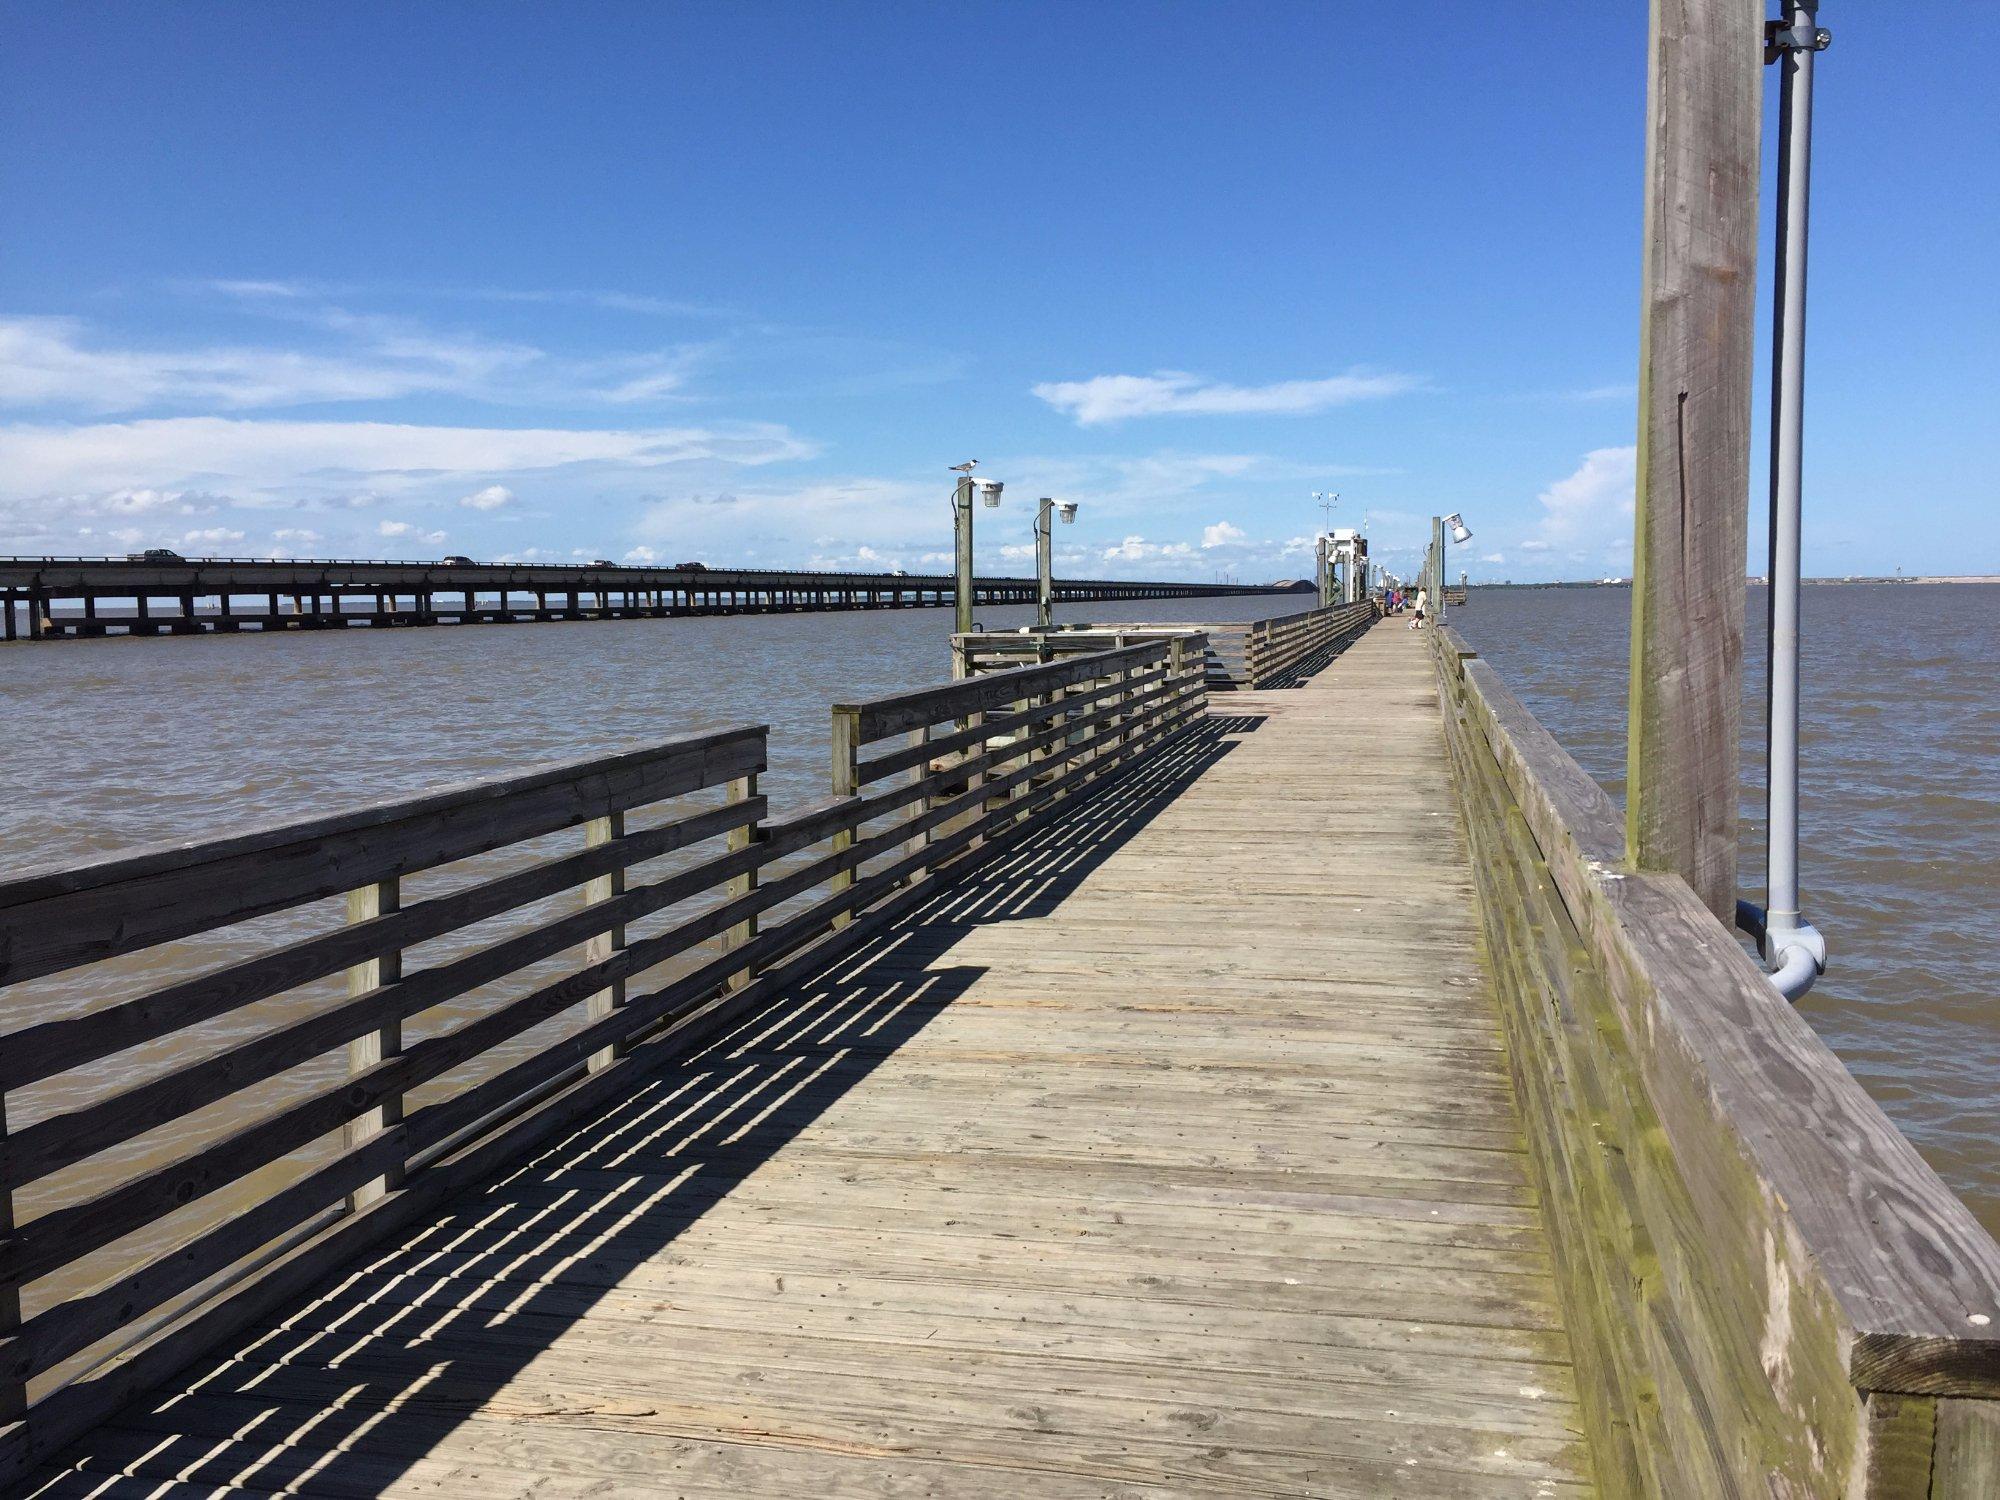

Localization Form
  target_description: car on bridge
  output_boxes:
[124,548,184,564]
[440,554,475,567]
[676,561,708,572]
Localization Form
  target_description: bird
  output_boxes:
[949,460,978,474]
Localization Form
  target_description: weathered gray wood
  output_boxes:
[843,642,1164,741]
[22,620,1588,1498]
[9,1132,404,1386]
[0,727,766,984]
[0,796,760,1094]
[582,810,626,1073]
[343,876,403,1212]
[1431,626,2000,1497]
[1934,1398,2000,1499]
[828,709,860,929]
[725,773,760,987]
[1625,0,1762,921]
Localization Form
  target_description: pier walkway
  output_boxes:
[25,625,1592,1497]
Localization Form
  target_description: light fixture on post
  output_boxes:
[1433,513,1472,624]
[1035,497,1078,630]
[949,461,1001,638]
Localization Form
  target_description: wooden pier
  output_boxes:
[4,616,1999,1497]
[0,557,1274,643]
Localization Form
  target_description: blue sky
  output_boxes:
[1,3,1991,582]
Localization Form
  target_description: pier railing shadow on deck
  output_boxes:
[26,715,1245,1497]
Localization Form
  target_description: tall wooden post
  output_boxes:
[1625,0,1762,923]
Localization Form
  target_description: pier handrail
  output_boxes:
[1242,600,1375,687]
[1429,626,2000,1495]
[0,637,1208,1480]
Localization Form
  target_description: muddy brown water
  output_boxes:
[2,584,1993,1388]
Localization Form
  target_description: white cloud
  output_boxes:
[1201,521,1246,549]
[459,484,516,511]
[1102,535,1196,563]
[379,519,447,546]
[1032,368,1421,426]
[0,416,813,507]
[1526,445,1637,561]
[272,528,321,544]
[0,310,704,415]
[181,526,245,546]
[1480,552,1507,564]
[623,545,658,563]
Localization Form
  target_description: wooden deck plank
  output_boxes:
[31,621,1595,1496]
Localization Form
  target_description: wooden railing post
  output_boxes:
[904,723,931,876]
[965,709,987,849]
[725,772,760,982]
[830,707,860,925]
[344,876,403,1212]
[0,1095,23,1427]
[583,811,626,1072]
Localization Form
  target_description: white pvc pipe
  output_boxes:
[1759,0,1826,999]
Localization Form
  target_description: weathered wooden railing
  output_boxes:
[952,605,1373,691]
[1430,627,2000,1497]
[0,637,1206,1481]
[1241,600,1375,687]
[951,625,1228,688]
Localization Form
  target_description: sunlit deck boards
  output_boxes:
[29,623,1593,1498]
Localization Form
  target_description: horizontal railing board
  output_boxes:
[0,797,761,1094]
[0,728,766,985]
[8,1131,406,1385]
[842,642,1166,742]
[857,664,1171,784]
[0,798,777,1195]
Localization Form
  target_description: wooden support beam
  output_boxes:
[1625,0,1763,921]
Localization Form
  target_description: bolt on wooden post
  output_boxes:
[344,875,404,1213]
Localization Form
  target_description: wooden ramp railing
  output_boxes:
[1241,600,1375,686]
[0,635,1206,1483]
[952,601,1374,691]
[1430,626,2000,1498]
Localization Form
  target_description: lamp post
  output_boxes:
[1438,512,1471,623]
[1315,534,1331,608]
[949,461,1003,637]
[1035,497,1077,629]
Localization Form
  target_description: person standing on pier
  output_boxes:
[1410,587,1428,629]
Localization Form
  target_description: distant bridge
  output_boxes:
[0,556,1282,641]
